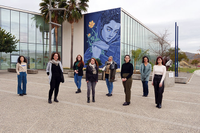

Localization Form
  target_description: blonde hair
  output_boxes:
[108,56,113,60]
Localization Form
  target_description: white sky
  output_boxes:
[0,0,200,53]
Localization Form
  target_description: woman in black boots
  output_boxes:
[121,55,133,106]
[86,58,99,103]
[152,56,166,109]
[73,55,84,93]
[46,52,64,104]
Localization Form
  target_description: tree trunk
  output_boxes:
[70,23,74,69]
[55,26,58,53]
[134,58,136,74]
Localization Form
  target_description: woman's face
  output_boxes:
[144,57,148,63]
[108,57,112,62]
[54,54,58,61]
[20,57,24,62]
[102,20,120,43]
[91,59,95,65]
[157,58,162,64]
[77,56,81,61]
[125,56,130,63]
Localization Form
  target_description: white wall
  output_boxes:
[62,16,84,68]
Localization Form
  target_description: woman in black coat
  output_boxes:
[86,58,99,103]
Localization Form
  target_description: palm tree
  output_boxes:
[66,0,89,68]
[39,0,67,53]
[131,48,149,74]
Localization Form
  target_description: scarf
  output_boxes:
[50,59,60,66]
[89,63,97,74]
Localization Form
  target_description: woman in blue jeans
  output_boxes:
[104,56,117,96]
[140,56,152,97]
[73,55,84,93]
[16,56,27,96]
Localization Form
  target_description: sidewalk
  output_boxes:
[0,70,200,132]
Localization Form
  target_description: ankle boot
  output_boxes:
[76,89,81,93]
[92,96,95,102]
[87,97,90,103]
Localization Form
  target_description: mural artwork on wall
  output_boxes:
[84,8,121,68]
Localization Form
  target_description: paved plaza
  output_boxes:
[0,70,200,133]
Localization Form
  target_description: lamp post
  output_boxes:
[48,0,66,60]
[175,22,179,77]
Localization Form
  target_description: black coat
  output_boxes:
[86,65,98,82]
[73,62,84,76]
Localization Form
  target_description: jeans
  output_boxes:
[105,78,113,94]
[142,81,149,96]
[87,81,96,97]
[74,73,82,89]
[17,72,27,94]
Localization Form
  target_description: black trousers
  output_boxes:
[49,75,61,100]
[153,74,164,105]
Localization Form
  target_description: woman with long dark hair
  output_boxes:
[121,55,133,106]
[16,55,28,96]
[46,52,64,104]
[86,58,99,103]
[73,55,84,93]
[140,56,152,97]
[152,56,166,109]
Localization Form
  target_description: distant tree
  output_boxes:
[191,59,199,68]
[0,27,19,53]
[165,47,189,62]
[131,48,148,74]
[66,0,89,69]
[149,30,171,57]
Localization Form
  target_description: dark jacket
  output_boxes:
[86,65,98,82]
[73,62,84,76]
[104,61,117,82]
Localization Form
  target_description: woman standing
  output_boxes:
[140,56,152,97]
[152,56,166,109]
[86,58,99,103]
[46,52,64,104]
[104,56,117,96]
[16,56,27,96]
[121,55,133,106]
[73,55,84,93]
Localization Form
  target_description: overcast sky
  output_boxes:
[1,0,200,53]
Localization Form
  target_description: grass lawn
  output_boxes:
[178,67,200,73]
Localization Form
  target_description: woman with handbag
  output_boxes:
[86,58,99,103]
[140,56,152,97]
[46,52,64,104]
[73,55,84,93]
[103,56,117,97]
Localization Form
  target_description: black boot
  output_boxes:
[48,99,52,104]
[54,98,59,102]
[87,97,90,103]
[76,89,81,93]
[92,96,95,102]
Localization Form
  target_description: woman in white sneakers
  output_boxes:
[152,56,166,109]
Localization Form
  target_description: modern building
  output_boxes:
[0,5,170,70]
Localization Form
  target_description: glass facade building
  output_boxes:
[121,9,170,69]
[0,6,62,70]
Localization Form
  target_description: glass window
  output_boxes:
[20,12,28,42]
[37,44,44,69]
[29,44,35,69]
[29,14,36,43]
[11,10,19,40]
[0,8,10,32]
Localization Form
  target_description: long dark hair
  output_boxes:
[89,58,99,67]
[17,56,27,64]
[75,55,84,67]
[142,56,149,63]
[51,52,61,61]
[156,56,165,65]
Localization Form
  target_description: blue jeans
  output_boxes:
[142,81,148,96]
[106,78,113,94]
[17,72,27,94]
[74,73,82,89]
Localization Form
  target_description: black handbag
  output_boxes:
[61,72,64,83]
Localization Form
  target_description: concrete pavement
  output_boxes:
[0,70,200,133]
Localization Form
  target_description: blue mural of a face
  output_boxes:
[102,20,120,43]
[84,8,121,68]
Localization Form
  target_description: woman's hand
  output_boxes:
[152,82,154,86]
[159,83,162,87]
[86,81,89,83]
[122,78,127,82]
